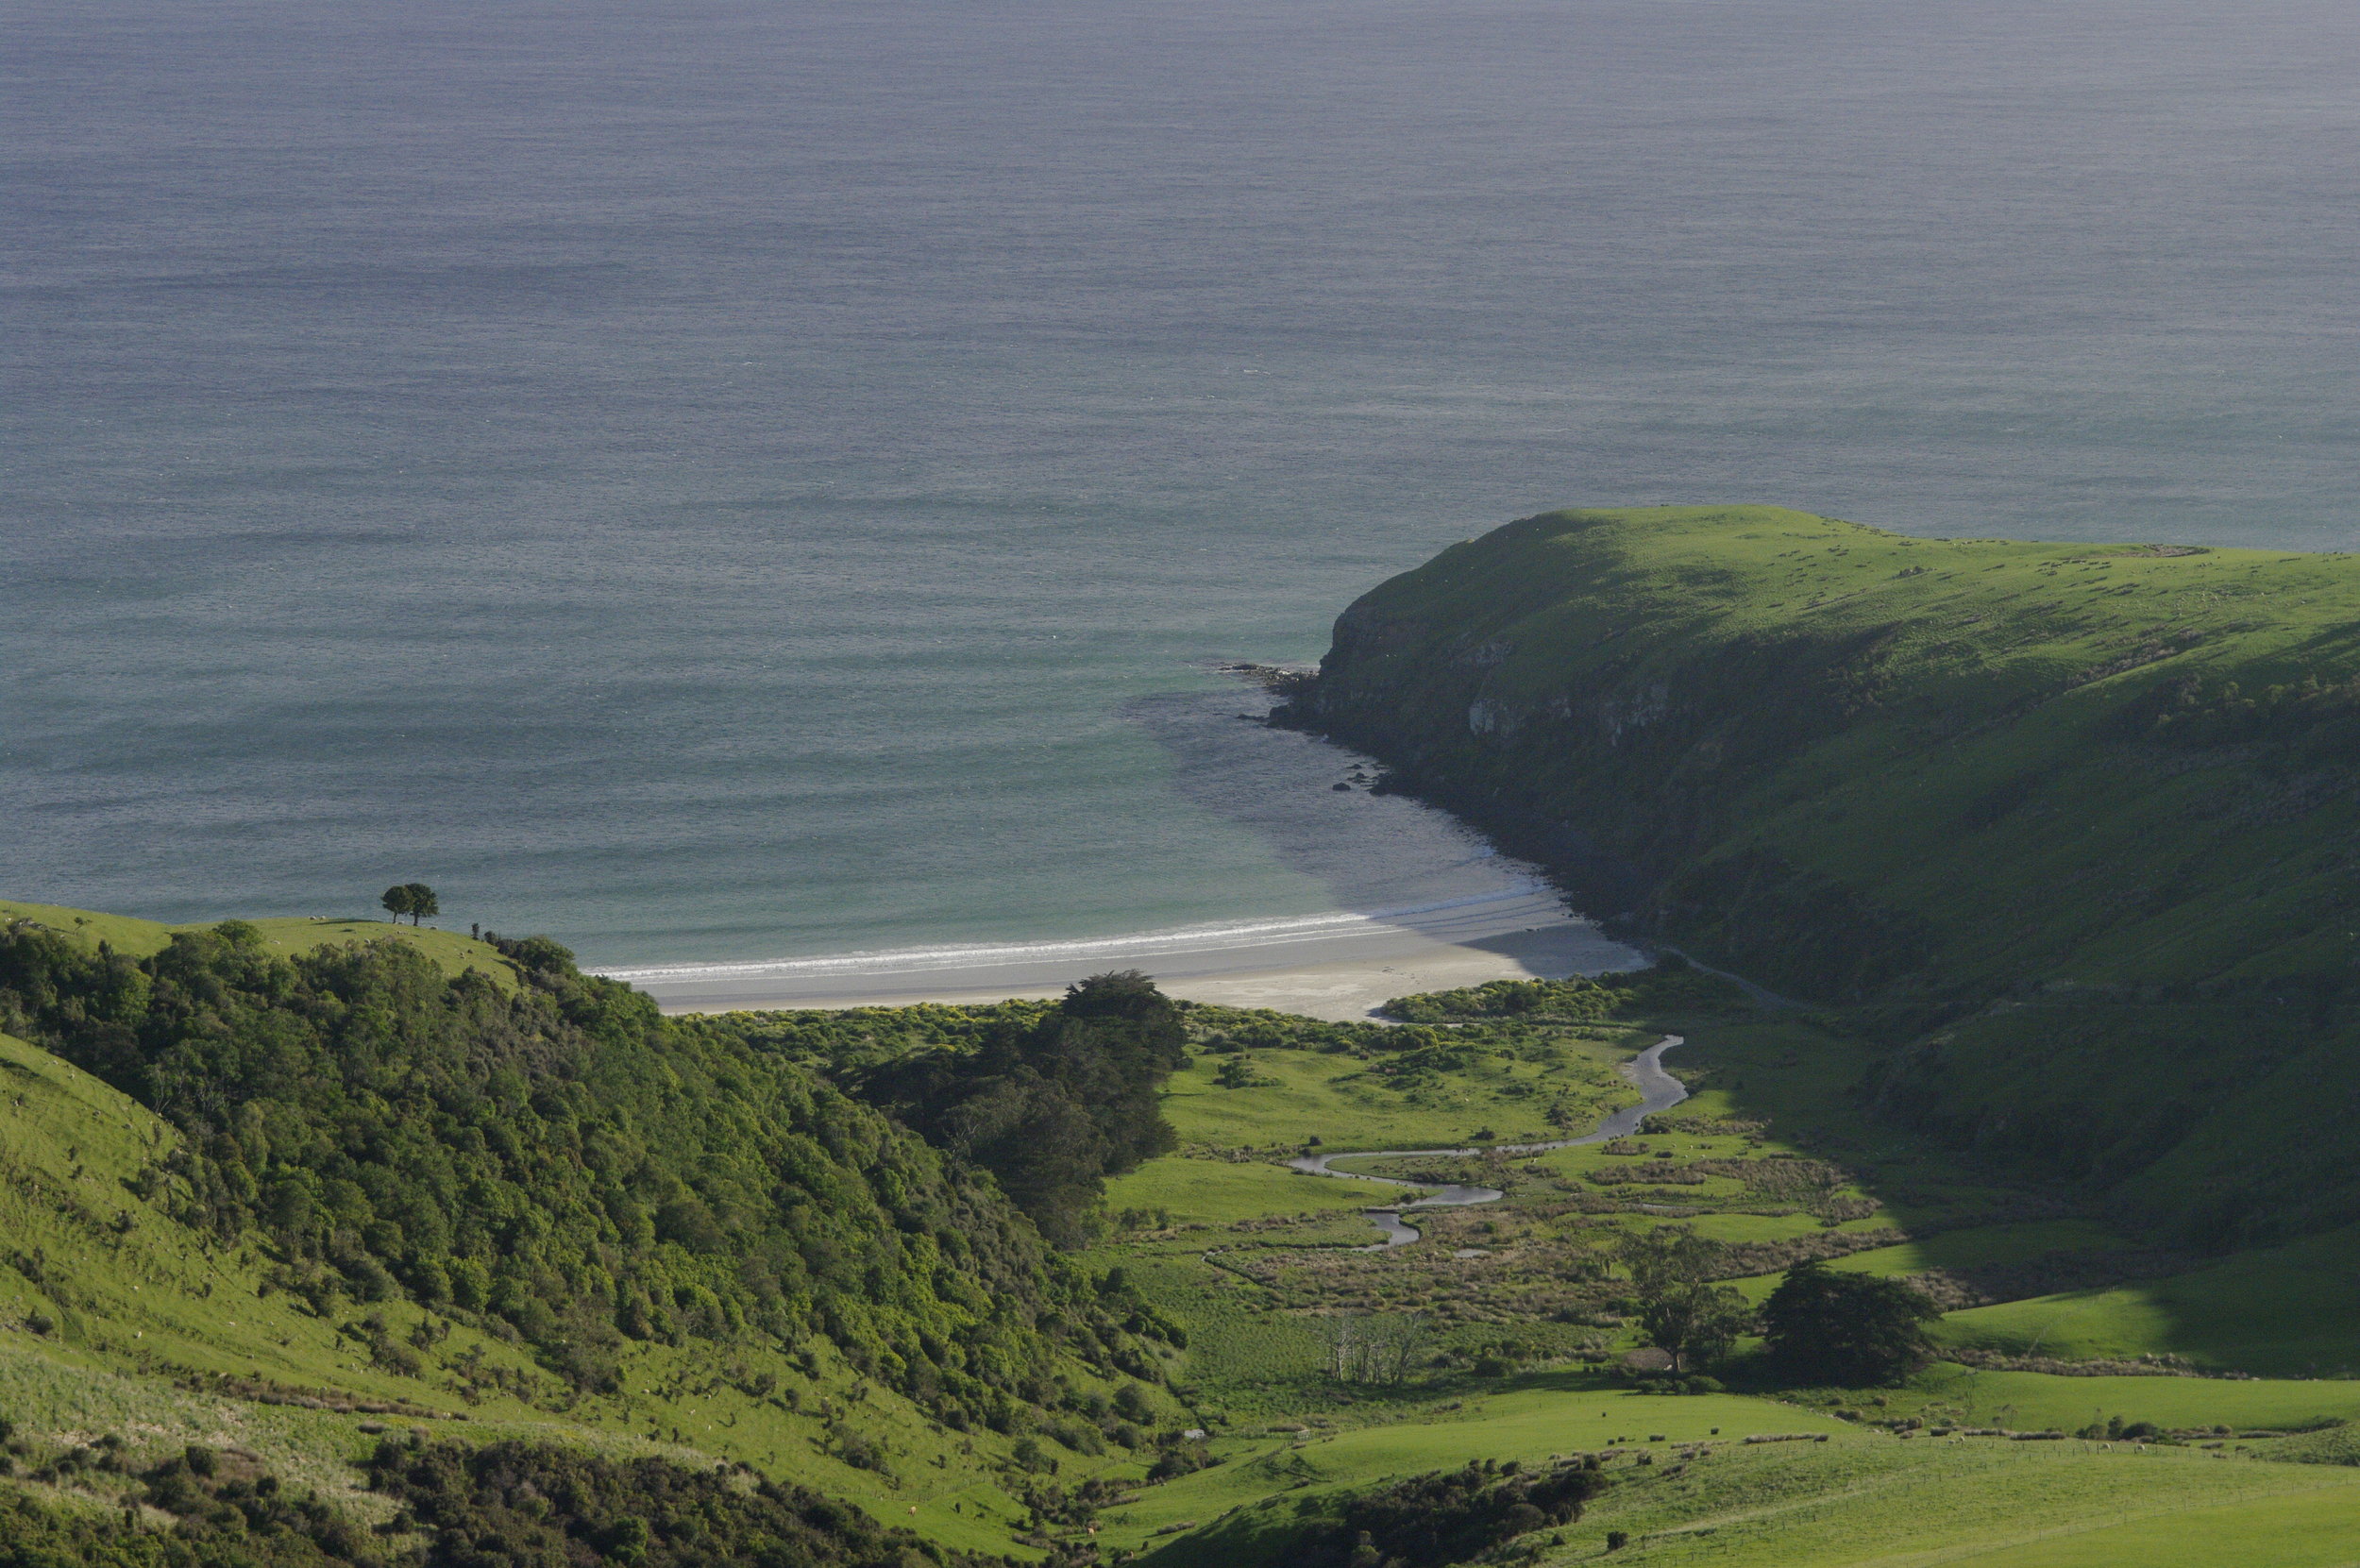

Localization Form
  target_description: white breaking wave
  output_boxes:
[597,884,1567,984]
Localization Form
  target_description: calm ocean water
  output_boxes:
[6,0,2356,967]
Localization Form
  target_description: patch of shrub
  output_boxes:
[1630,1374,1726,1394]
[1290,1460,1605,1568]
[1146,1437,1215,1482]
[366,1436,984,1566]
[851,970,1188,1246]
[1761,1258,1939,1387]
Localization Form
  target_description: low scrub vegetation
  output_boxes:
[1289,1459,1604,1568]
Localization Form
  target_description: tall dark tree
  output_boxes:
[1760,1257,1941,1386]
[401,883,439,925]
[1617,1226,1748,1373]
[380,885,416,922]
[853,969,1187,1245]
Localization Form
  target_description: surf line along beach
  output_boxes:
[1287,1035,1687,1248]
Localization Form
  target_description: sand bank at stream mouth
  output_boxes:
[610,887,1644,1022]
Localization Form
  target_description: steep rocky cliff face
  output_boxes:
[1284,506,2360,1242]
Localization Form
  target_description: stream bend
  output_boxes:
[1284,1034,1687,1249]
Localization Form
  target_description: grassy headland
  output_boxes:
[1279,506,2360,1247]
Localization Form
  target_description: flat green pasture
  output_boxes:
[0,899,178,955]
[1104,1158,1384,1226]
[1725,1222,2129,1304]
[1938,1228,2360,1377]
[1127,1386,2360,1568]
[1923,1483,2360,1568]
[1570,1442,2360,1568]
[1160,1036,1646,1154]
[1103,1382,1851,1550]
[1110,1252,1332,1408]
[1890,1364,2360,1435]
[237,916,519,989]
[1675,1214,1840,1244]
[1818,1221,2127,1276]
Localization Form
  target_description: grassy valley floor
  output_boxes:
[1070,986,2360,1565]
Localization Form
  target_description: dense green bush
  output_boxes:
[0,1446,368,1568]
[1759,1259,1939,1387]
[1185,1007,1393,1054]
[849,971,1187,1246]
[1382,975,1621,1024]
[1380,957,1743,1024]
[366,1437,973,1567]
[0,1434,989,1568]
[1289,1459,1603,1568]
[0,1502,350,1568]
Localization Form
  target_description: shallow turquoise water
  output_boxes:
[6,0,2355,965]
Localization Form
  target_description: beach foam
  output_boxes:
[616,888,1642,1020]
[600,883,1559,983]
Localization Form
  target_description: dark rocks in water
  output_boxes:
[1332,781,1355,791]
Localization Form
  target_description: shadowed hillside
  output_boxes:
[1281,506,2360,1243]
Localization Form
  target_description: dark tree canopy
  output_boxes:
[367,1437,982,1568]
[1617,1225,1748,1373]
[852,969,1187,1245]
[1760,1257,1941,1386]
[0,1434,985,1568]
[1058,968,1175,1026]
[1293,1460,1604,1568]
[1633,1283,1749,1375]
[381,883,437,924]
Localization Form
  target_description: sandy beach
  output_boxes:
[613,887,1644,1021]
[606,683,1646,1021]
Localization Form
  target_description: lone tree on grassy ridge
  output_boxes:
[1617,1225,1750,1374]
[380,884,439,925]
[1760,1256,1940,1387]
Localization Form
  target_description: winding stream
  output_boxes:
[1284,1034,1687,1248]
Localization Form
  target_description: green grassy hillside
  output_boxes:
[8,905,2360,1565]
[0,902,1206,1562]
[0,1019,1097,1559]
[1136,1425,2360,1568]
[1284,506,2360,1243]
[0,898,517,990]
